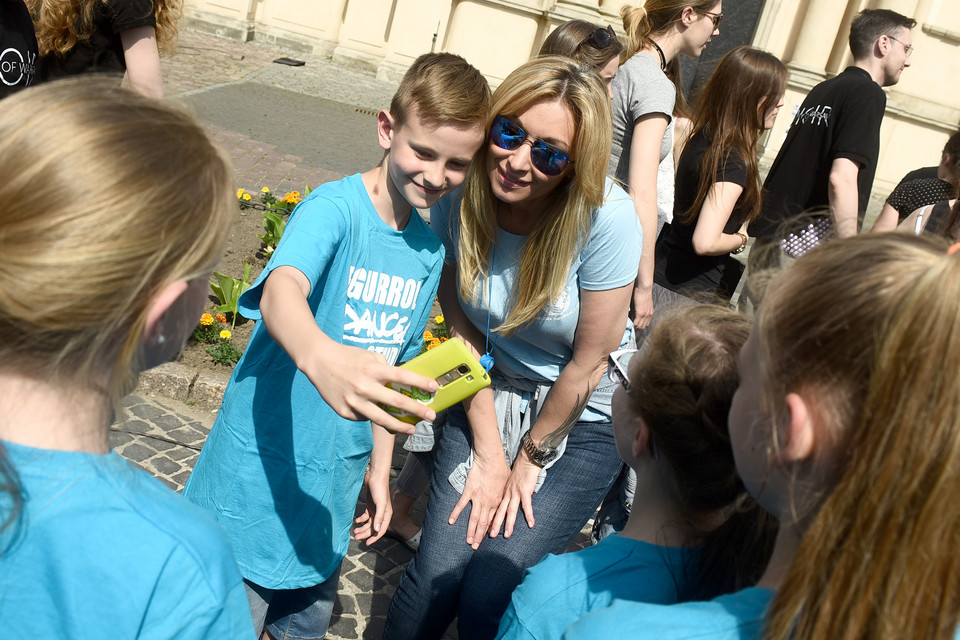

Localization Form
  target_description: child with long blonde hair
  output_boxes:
[567,233,960,639]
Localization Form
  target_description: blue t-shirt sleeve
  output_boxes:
[579,181,642,290]
[496,600,540,640]
[238,192,348,319]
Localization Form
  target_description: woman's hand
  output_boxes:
[631,282,655,330]
[448,451,510,549]
[491,450,542,538]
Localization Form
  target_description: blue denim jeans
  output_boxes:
[244,567,341,640]
[383,406,623,640]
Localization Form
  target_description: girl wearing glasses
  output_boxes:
[611,0,722,333]
[497,305,777,640]
[654,46,787,303]
[384,56,641,640]
[569,234,960,639]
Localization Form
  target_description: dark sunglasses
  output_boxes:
[582,25,617,50]
[489,115,574,177]
[699,10,723,28]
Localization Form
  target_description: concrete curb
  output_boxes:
[138,363,229,410]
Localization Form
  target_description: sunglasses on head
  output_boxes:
[489,115,574,176]
[582,25,617,50]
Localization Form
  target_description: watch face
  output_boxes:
[537,448,558,465]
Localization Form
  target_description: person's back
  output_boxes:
[751,9,915,243]
[0,77,253,638]
[498,305,776,640]
[183,52,490,639]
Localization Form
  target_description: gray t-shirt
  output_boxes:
[609,52,676,186]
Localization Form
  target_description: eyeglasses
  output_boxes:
[582,25,617,50]
[887,35,913,56]
[607,348,638,391]
[489,115,575,176]
[699,10,723,28]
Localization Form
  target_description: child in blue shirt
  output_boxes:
[496,305,776,640]
[0,80,254,638]
[184,52,491,639]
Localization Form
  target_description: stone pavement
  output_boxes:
[113,29,592,640]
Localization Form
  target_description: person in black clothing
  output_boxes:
[28,0,180,98]
[0,0,37,97]
[653,46,786,303]
[871,130,960,231]
[751,9,916,245]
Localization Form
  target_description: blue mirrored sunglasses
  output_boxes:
[489,115,574,176]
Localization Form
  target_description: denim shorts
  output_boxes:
[243,567,341,640]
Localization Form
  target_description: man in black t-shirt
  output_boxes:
[0,0,38,98]
[750,9,916,242]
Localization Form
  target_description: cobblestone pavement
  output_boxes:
[112,29,592,640]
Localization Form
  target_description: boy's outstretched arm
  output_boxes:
[259,265,438,434]
[353,423,394,545]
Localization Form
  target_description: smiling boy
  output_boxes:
[183,53,490,640]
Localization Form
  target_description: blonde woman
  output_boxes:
[384,56,641,640]
[0,79,254,637]
[29,0,180,97]
[611,0,722,331]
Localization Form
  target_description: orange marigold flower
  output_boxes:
[215,313,227,323]
[200,313,214,326]
[423,330,434,339]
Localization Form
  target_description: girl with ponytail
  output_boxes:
[610,0,722,333]
[568,233,960,639]
[497,305,776,639]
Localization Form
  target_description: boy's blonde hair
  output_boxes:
[0,78,234,403]
[390,52,492,129]
[456,56,612,334]
[752,234,960,639]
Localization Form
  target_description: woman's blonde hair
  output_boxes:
[29,0,182,57]
[752,234,960,639]
[456,56,611,334]
[0,78,233,402]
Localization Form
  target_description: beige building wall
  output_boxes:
[185,0,959,216]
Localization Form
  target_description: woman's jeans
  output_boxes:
[383,406,623,640]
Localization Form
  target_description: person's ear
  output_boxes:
[680,6,697,27]
[777,392,817,464]
[143,281,189,345]
[632,417,655,458]
[377,110,396,152]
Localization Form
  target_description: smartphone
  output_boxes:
[382,338,491,424]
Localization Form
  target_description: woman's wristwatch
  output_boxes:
[732,232,748,255]
[520,430,559,467]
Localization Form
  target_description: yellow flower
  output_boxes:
[261,186,270,193]
[423,330,434,339]
[435,315,445,324]
[220,330,232,340]
[215,313,227,323]
[236,188,245,198]
[291,191,301,198]
[200,313,214,326]
[242,193,252,201]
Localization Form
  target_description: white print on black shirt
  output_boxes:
[0,47,35,87]
[794,104,832,127]
[343,266,424,364]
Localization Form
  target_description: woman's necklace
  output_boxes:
[650,40,667,71]
[480,244,497,372]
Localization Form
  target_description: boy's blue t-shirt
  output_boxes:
[183,173,443,590]
[563,587,775,640]
[0,441,255,639]
[430,177,641,420]
[496,535,697,640]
